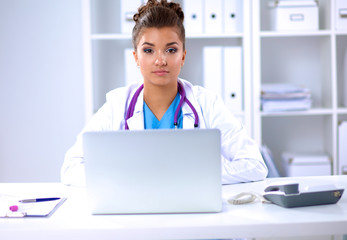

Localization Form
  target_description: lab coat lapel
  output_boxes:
[181,82,202,129]
[126,90,145,130]
[182,116,195,129]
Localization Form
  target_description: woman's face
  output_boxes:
[133,27,186,88]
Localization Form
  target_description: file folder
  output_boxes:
[261,145,280,178]
[204,0,223,34]
[224,0,243,33]
[203,46,223,98]
[183,0,203,34]
[124,48,142,86]
[120,0,142,33]
[338,121,347,175]
[223,47,243,112]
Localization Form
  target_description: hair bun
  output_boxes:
[133,0,184,23]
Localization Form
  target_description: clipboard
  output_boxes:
[0,197,67,218]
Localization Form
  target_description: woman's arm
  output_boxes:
[196,87,268,184]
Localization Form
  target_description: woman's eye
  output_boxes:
[143,48,153,53]
[167,48,177,53]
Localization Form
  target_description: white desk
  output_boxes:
[1,176,347,240]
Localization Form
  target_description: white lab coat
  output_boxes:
[61,79,268,186]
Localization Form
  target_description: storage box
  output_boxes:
[336,0,347,30]
[338,121,347,175]
[269,0,319,31]
[282,152,331,177]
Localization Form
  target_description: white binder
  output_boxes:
[203,46,223,98]
[120,0,142,33]
[336,0,347,30]
[183,0,203,34]
[223,47,243,112]
[344,48,347,107]
[224,0,243,33]
[204,0,223,34]
[338,121,347,175]
[124,48,142,86]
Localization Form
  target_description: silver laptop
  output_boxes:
[83,129,222,214]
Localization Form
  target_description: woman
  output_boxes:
[61,0,268,186]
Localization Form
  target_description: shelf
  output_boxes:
[91,34,131,40]
[260,30,332,38]
[84,0,346,176]
[337,108,347,115]
[261,108,334,117]
[91,33,244,40]
[186,33,244,39]
[90,31,339,40]
[335,31,347,36]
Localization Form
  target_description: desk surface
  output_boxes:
[1,175,347,240]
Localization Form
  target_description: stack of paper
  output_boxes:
[261,83,312,112]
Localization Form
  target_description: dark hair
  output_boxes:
[132,0,185,51]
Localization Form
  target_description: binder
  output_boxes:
[261,145,281,178]
[183,0,203,34]
[338,121,347,175]
[124,48,142,86]
[223,47,243,112]
[224,0,243,33]
[336,0,347,30]
[344,48,347,107]
[120,0,142,33]
[204,0,223,34]
[203,46,223,98]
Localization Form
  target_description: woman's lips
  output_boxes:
[152,70,169,76]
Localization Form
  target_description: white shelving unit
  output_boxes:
[252,0,347,176]
[81,0,253,135]
[81,0,347,176]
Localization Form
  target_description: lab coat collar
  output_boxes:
[127,79,201,130]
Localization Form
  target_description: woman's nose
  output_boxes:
[155,52,167,66]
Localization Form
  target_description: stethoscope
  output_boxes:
[125,81,199,130]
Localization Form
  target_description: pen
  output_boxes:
[19,197,60,203]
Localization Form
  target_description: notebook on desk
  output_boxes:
[83,129,222,214]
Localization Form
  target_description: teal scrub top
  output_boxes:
[144,93,183,129]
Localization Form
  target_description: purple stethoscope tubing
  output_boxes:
[125,81,199,130]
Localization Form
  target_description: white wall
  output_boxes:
[0,0,85,182]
